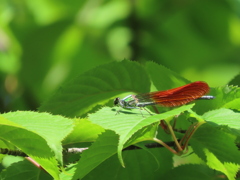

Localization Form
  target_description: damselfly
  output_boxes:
[114,81,214,114]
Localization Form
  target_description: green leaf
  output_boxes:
[73,130,119,179]
[84,148,173,180]
[211,85,240,108]
[0,116,59,179]
[39,60,151,117]
[203,108,240,129]
[1,156,24,168]
[223,98,240,110]
[145,61,189,91]
[194,85,240,114]
[0,135,19,163]
[62,118,105,146]
[89,104,194,166]
[191,124,240,165]
[188,109,205,123]
[60,164,77,180]
[125,122,159,146]
[204,148,239,180]
[1,111,74,166]
[162,164,215,180]
[228,73,240,86]
[0,159,52,180]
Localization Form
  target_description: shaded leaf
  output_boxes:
[39,60,151,117]
[0,159,52,180]
[73,130,119,179]
[84,148,173,180]
[62,118,105,146]
[191,124,240,165]
[204,148,239,180]
[162,164,216,180]
[145,61,189,91]
[228,73,240,86]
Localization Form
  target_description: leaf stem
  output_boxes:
[153,137,178,154]
[164,120,183,153]
[179,121,205,149]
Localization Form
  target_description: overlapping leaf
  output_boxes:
[0,116,59,179]
[83,148,173,180]
[73,130,119,179]
[1,111,74,165]
[162,164,215,180]
[0,159,52,180]
[62,118,105,146]
[210,85,240,109]
[203,108,240,129]
[89,104,194,166]
[204,149,239,180]
[145,61,189,91]
[191,124,240,165]
[39,60,151,117]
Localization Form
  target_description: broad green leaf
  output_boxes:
[191,124,240,165]
[173,147,205,166]
[84,148,173,180]
[39,60,151,117]
[145,61,189,91]
[89,104,194,166]
[0,116,59,179]
[162,164,215,180]
[204,148,239,180]
[0,159,52,180]
[223,98,240,110]
[203,108,240,129]
[1,111,74,165]
[73,130,119,179]
[62,118,105,146]
[1,156,24,169]
[211,85,240,108]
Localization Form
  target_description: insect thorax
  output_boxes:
[120,95,138,108]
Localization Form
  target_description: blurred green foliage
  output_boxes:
[0,0,240,112]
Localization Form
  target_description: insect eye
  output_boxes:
[113,98,119,105]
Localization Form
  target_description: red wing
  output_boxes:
[136,81,210,107]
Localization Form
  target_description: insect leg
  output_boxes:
[115,107,122,115]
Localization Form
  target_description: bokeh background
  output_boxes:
[1,0,240,112]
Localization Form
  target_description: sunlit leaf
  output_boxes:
[89,104,194,166]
